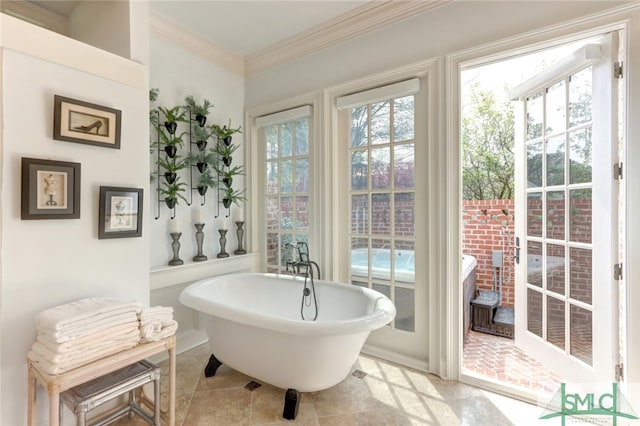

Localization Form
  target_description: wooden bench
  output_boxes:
[27,335,176,426]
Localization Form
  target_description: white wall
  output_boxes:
[0,9,149,425]
[69,0,131,59]
[149,33,245,269]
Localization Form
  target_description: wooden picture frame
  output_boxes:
[99,186,143,239]
[53,95,122,149]
[21,157,81,220]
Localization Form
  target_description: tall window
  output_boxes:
[340,80,418,332]
[257,107,312,273]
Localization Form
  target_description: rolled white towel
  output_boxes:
[140,320,163,341]
[140,315,174,327]
[37,312,140,343]
[37,322,140,354]
[36,298,141,332]
[140,320,178,343]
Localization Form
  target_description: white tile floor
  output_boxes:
[112,343,546,425]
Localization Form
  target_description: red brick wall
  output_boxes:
[463,200,515,308]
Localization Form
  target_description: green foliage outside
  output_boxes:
[462,84,515,200]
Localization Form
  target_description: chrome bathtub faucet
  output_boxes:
[284,242,320,321]
[284,242,320,280]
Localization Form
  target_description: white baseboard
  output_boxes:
[148,328,208,364]
[361,344,430,373]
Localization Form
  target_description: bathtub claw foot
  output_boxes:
[204,354,223,377]
[283,389,301,420]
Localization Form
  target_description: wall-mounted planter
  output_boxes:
[195,114,207,127]
[165,197,177,209]
[164,145,177,158]
[164,172,177,184]
[196,163,208,173]
[196,140,207,150]
[164,121,177,134]
[157,105,186,135]
[184,96,212,129]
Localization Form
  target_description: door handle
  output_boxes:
[514,236,520,264]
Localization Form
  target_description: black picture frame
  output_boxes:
[99,186,143,239]
[21,157,81,220]
[53,95,122,149]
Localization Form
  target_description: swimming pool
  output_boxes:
[350,248,415,283]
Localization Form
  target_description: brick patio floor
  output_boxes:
[462,330,562,394]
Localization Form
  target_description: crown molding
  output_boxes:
[150,10,245,76]
[245,0,451,76]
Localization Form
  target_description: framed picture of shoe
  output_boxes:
[21,157,81,220]
[53,95,121,149]
[98,186,143,239]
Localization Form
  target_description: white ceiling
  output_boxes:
[28,0,370,57]
[150,1,369,57]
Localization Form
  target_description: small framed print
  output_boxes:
[53,95,121,149]
[99,186,143,239]
[21,157,81,220]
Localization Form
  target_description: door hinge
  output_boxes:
[614,62,623,79]
[614,263,623,280]
[614,162,623,180]
[615,363,624,381]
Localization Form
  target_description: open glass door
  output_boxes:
[511,34,619,385]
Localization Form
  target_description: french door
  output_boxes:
[512,33,620,385]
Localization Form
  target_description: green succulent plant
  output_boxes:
[158,105,187,123]
[149,88,160,127]
[184,95,213,118]
[158,176,188,207]
[157,155,188,172]
[214,140,239,158]
[215,164,245,186]
[197,169,217,188]
[153,127,186,148]
[221,187,246,208]
[213,119,242,140]
[186,149,217,169]
[191,124,216,144]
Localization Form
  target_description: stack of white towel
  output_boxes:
[29,298,142,375]
[138,306,178,343]
[28,298,180,375]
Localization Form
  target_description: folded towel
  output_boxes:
[140,320,178,343]
[36,298,141,332]
[28,338,139,374]
[37,312,139,342]
[31,329,140,364]
[139,306,173,321]
[140,316,175,328]
[37,323,140,354]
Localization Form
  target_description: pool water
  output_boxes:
[350,248,415,283]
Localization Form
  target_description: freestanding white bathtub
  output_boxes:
[179,273,396,396]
